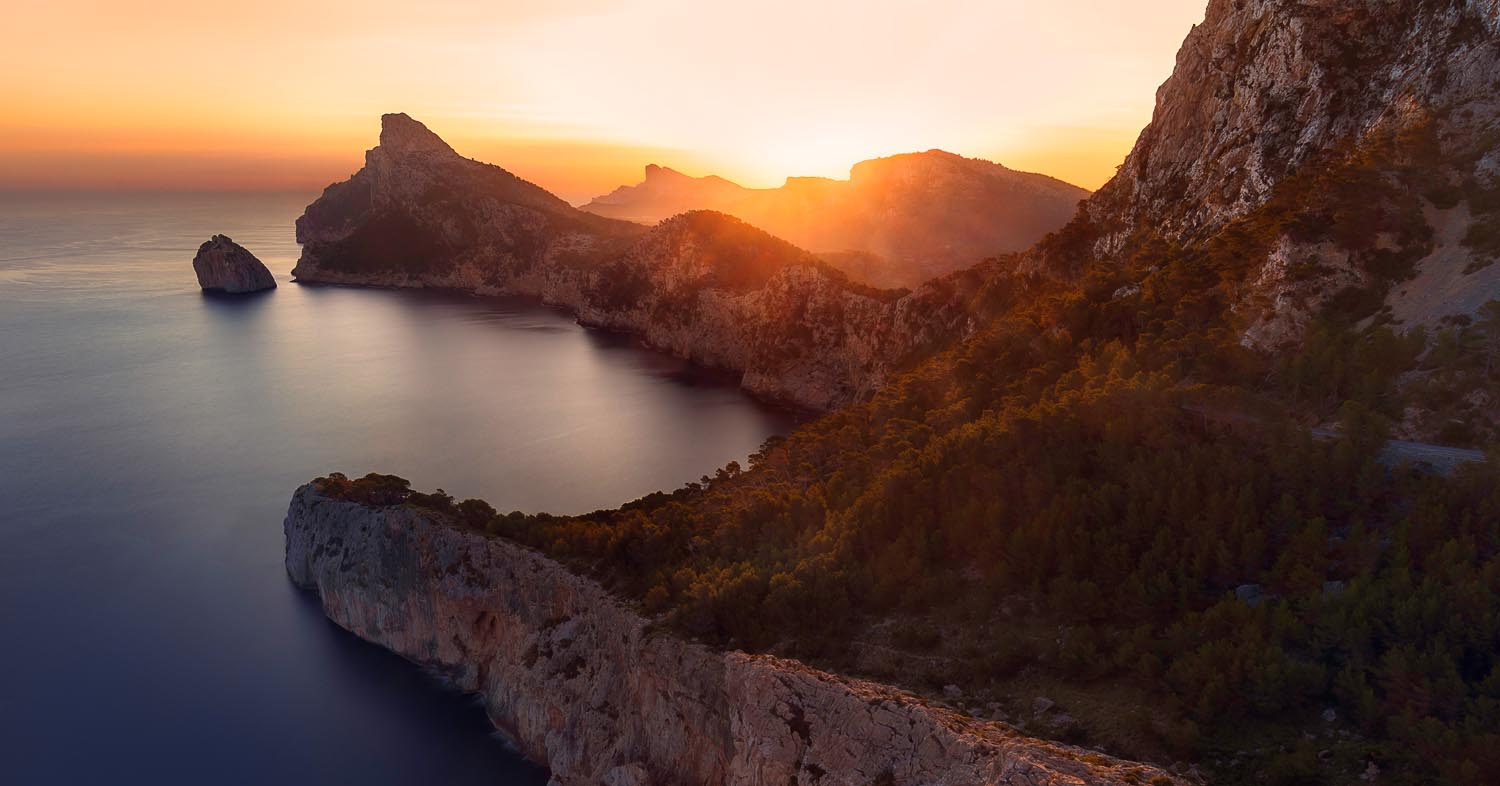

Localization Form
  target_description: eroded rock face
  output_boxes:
[1016,0,1500,350]
[293,114,974,410]
[192,235,276,293]
[1078,0,1500,258]
[284,485,1179,786]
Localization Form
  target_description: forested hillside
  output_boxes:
[315,1,1500,782]
[323,220,1500,781]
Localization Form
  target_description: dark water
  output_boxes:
[0,192,798,784]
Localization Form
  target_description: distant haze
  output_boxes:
[1,0,1205,198]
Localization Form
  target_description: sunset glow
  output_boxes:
[1,0,1206,199]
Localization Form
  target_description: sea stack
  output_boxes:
[193,235,276,293]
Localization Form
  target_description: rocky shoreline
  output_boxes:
[284,484,1178,786]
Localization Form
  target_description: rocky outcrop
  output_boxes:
[192,235,275,293]
[285,484,1178,786]
[1069,0,1500,260]
[583,152,1088,289]
[293,114,976,410]
[1016,0,1500,351]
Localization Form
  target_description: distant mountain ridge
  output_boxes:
[585,164,749,223]
[581,151,1088,288]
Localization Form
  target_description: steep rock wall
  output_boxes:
[1080,0,1500,258]
[284,485,1177,786]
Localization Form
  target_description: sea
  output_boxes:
[0,190,797,784]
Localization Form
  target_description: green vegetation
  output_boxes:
[319,287,1500,786]
[1402,304,1500,447]
[1459,179,1500,273]
[317,125,1500,785]
[1463,213,1500,264]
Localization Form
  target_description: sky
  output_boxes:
[0,0,1207,202]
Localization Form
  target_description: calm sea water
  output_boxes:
[0,191,797,784]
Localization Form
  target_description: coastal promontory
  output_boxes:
[284,481,1179,786]
[291,114,977,410]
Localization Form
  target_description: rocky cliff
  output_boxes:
[294,115,975,410]
[1078,0,1499,255]
[285,484,1178,786]
[1034,0,1500,345]
[583,152,1088,289]
[193,235,276,293]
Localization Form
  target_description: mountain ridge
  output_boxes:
[580,149,1088,288]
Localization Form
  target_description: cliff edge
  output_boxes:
[284,484,1180,786]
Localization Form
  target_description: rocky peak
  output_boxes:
[377,112,458,158]
[1074,0,1500,261]
[642,163,681,182]
[296,113,600,247]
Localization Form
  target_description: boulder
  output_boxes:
[193,235,276,293]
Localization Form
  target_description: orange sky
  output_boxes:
[0,0,1206,201]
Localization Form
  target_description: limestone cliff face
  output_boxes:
[285,485,1178,786]
[294,115,972,411]
[1077,0,1500,258]
[1019,0,1500,350]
